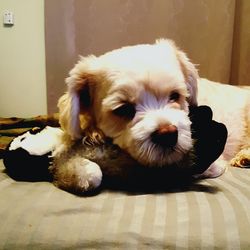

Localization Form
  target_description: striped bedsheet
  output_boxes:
[0,160,250,249]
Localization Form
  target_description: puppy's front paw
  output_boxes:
[230,148,250,168]
[195,158,228,179]
[75,159,103,192]
[53,159,102,194]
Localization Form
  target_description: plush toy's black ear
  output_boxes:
[188,105,228,175]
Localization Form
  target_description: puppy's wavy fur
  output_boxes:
[57,39,250,191]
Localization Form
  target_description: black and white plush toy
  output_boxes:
[3,106,228,194]
[3,127,63,181]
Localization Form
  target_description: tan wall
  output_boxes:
[230,0,250,85]
[0,0,47,117]
[45,0,249,113]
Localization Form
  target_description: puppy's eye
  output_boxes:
[169,92,180,102]
[112,103,136,120]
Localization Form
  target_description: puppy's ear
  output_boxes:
[57,92,82,140]
[57,57,99,140]
[156,39,199,106]
[176,49,199,106]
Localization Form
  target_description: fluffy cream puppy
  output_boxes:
[57,39,250,190]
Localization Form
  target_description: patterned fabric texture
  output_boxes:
[0,115,59,158]
[0,160,250,249]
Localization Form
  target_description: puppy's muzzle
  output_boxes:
[151,124,178,147]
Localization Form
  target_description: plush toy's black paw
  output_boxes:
[189,105,228,175]
[4,148,52,181]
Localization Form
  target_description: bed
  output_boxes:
[0,116,250,249]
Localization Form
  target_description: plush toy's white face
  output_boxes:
[58,39,198,166]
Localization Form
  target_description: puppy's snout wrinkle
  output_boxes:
[151,124,178,147]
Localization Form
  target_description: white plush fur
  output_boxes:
[9,127,63,155]
[57,39,250,191]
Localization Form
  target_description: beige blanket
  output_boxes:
[0,159,250,249]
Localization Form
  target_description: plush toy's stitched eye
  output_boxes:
[112,103,136,120]
[169,92,180,102]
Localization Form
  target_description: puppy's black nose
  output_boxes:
[151,125,178,147]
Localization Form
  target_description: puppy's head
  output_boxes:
[58,39,198,166]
